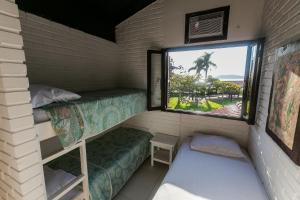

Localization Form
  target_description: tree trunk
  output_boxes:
[176,93,181,108]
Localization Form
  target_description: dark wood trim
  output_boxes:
[293,108,300,164]
[248,38,265,125]
[266,88,300,165]
[163,39,264,121]
[167,39,258,52]
[185,6,230,44]
[241,45,252,119]
[147,50,163,111]
[265,40,300,166]
[161,50,168,110]
[147,50,151,110]
[266,107,300,165]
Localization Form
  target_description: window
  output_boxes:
[147,40,264,124]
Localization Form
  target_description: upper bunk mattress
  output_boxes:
[48,127,153,200]
[153,140,269,200]
[37,89,146,147]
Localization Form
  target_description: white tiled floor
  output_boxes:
[113,159,168,200]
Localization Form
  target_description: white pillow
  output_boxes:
[190,133,245,158]
[29,84,81,108]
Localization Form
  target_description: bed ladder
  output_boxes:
[42,140,90,200]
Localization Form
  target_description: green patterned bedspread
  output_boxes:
[48,127,153,200]
[42,89,147,147]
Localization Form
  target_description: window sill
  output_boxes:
[163,108,245,121]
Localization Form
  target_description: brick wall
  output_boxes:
[0,0,46,199]
[248,0,300,199]
[19,11,120,92]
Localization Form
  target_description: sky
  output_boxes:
[169,46,248,78]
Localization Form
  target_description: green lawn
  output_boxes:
[168,97,241,112]
[168,97,178,109]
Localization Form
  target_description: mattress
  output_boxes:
[153,141,269,200]
[36,88,147,147]
[48,127,153,200]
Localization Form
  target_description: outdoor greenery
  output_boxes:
[168,97,242,112]
[168,52,243,114]
[188,52,217,79]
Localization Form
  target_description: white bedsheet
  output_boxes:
[153,141,269,200]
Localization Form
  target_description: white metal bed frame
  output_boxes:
[36,121,89,200]
[35,115,137,200]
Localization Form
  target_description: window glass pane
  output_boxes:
[167,46,248,118]
[151,53,162,107]
[244,44,257,119]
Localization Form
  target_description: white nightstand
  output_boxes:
[150,133,178,167]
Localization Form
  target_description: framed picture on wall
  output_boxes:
[185,6,230,44]
[266,40,300,165]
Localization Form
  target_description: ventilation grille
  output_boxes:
[189,11,225,39]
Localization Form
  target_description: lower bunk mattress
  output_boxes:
[48,127,153,200]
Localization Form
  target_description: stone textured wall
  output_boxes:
[248,0,300,199]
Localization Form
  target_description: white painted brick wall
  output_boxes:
[19,11,120,92]
[124,111,249,147]
[249,0,300,200]
[0,0,46,199]
[116,0,164,89]
[1,0,296,199]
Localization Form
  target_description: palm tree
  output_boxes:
[188,57,204,78]
[202,52,217,79]
[189,52,217,80]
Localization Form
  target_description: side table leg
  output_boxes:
[151,144,154,166]
[169,148,173,166]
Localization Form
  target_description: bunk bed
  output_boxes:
[33,88,148,200]
[35,88,147,145]
[48,127,152,200]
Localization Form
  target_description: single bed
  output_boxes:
[153,140,269,200]
[47,127,153,200]
[34,88,147,145]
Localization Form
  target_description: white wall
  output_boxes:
[162,0,264,47]
[20,11,120,92]
[249,0,300,199]
[116,0,265,147]
[0,0,46,199]
[124,111,249,146]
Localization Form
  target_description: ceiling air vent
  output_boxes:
[185,6,230,43]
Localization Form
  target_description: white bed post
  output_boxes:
[80,141,90,200]
[169,147,173,165]
[151,143,154,166]
[0,0,46,199]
